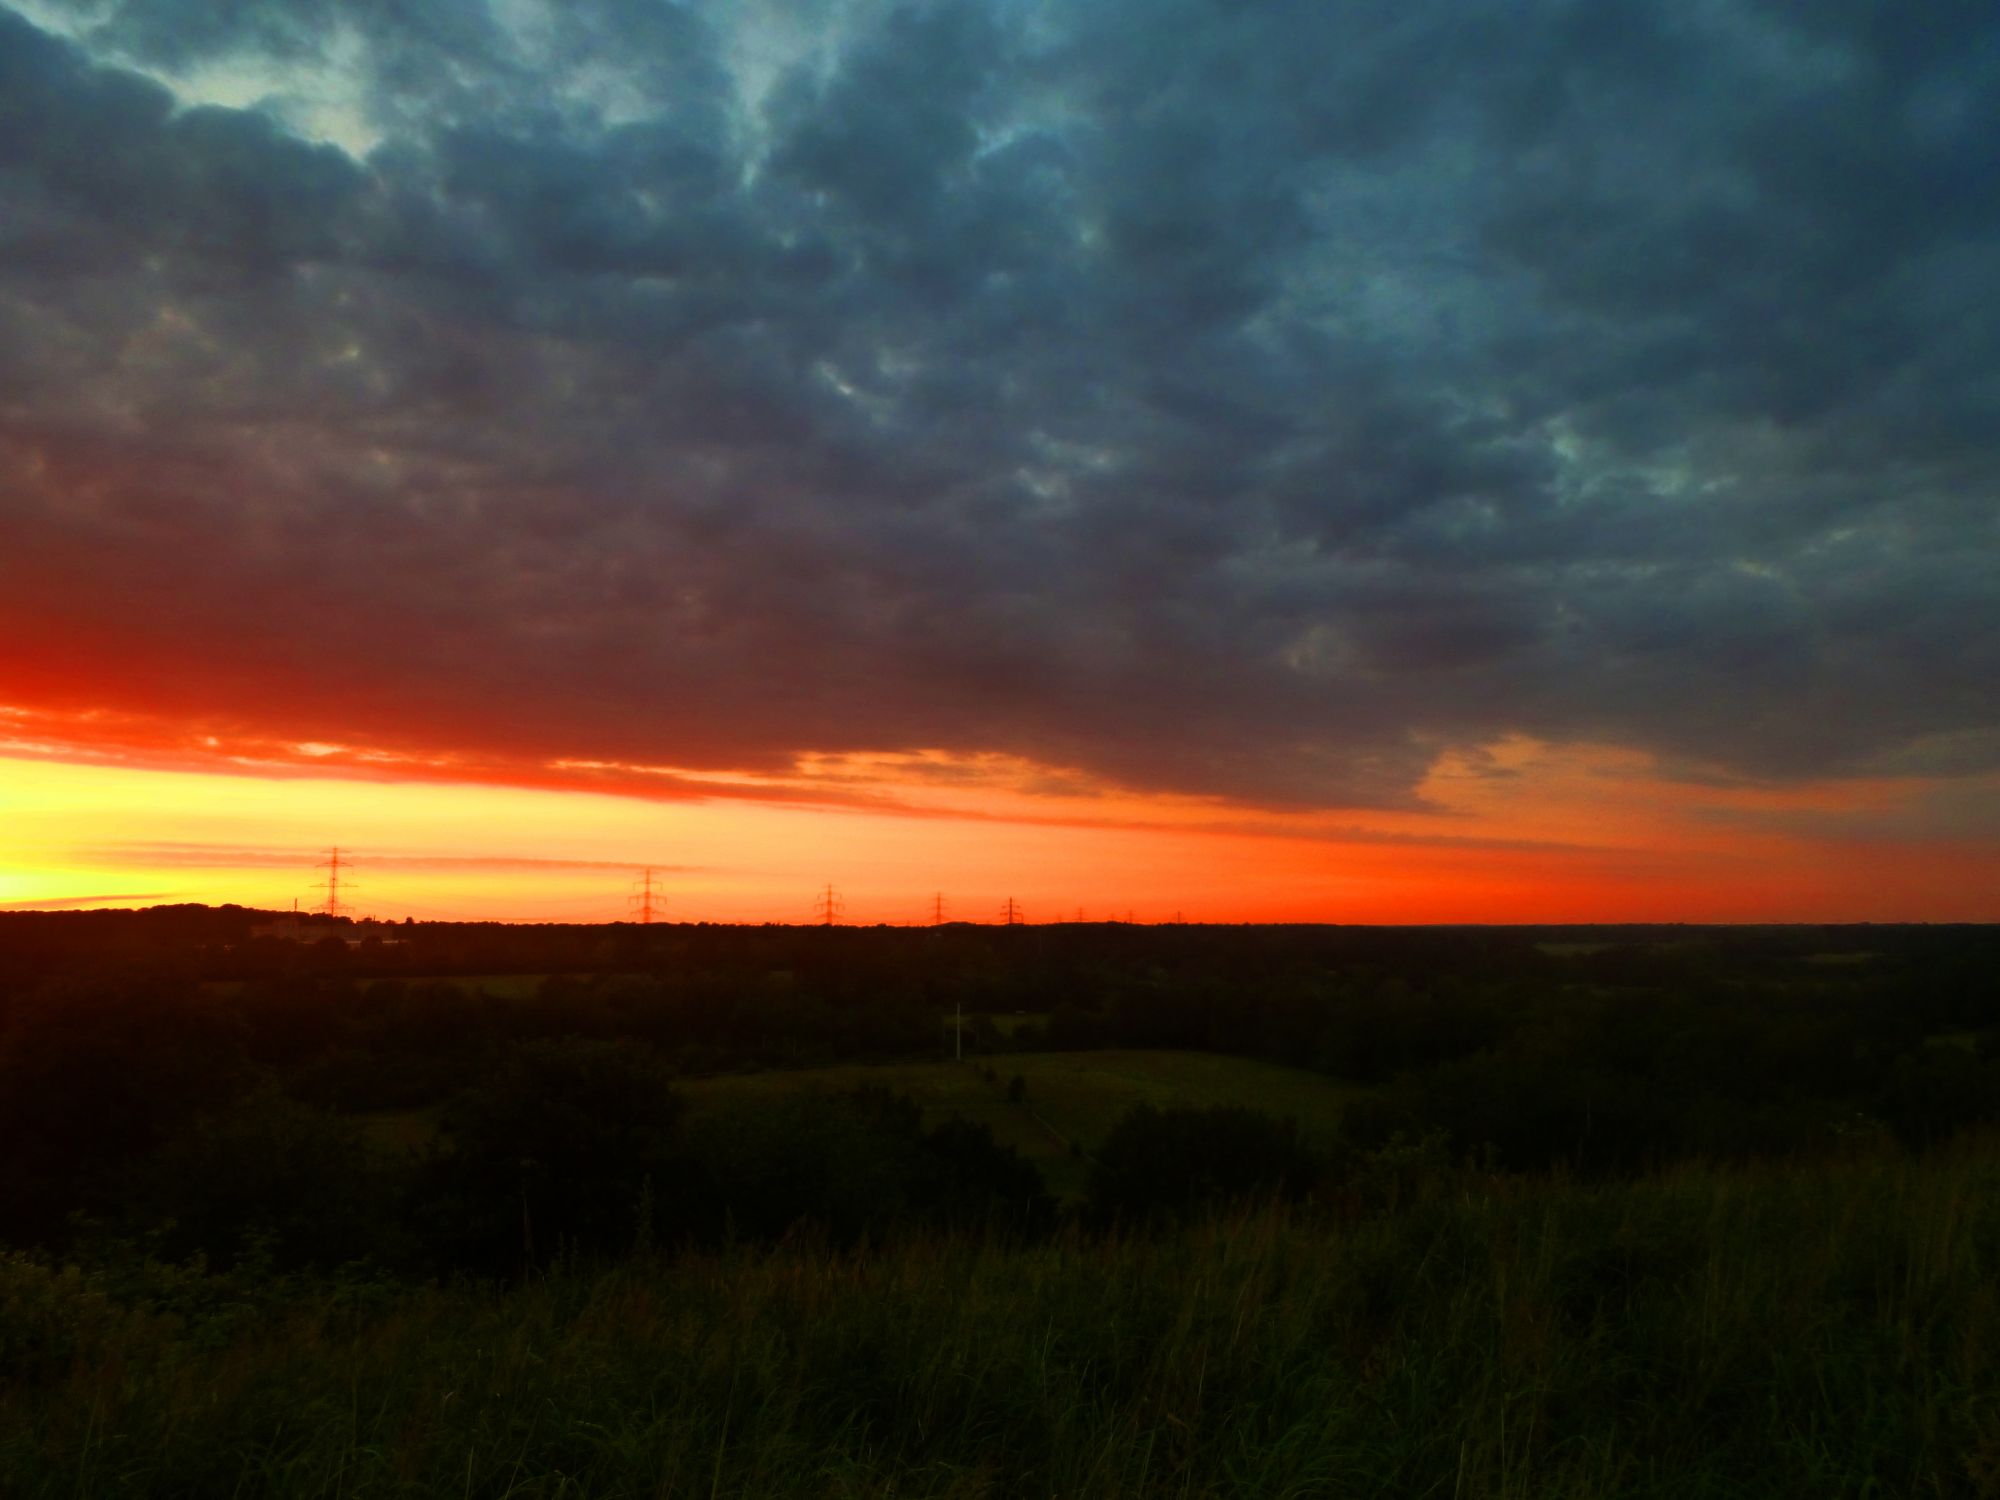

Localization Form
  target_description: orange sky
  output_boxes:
[3,1,1997,932]
[3,707,1995,923]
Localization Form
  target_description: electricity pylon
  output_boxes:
[629,868,663,924]
[814,883,844,926]
[313,847,352,918]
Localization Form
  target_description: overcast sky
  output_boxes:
[2,0,1996,820]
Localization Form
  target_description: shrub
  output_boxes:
[138,1089,398,1270]
[421,1039,685,1273]
[1344,1054,1680,1175]
[679,1091,924,1244]
[1876,1047,2000,1150]
[1084,1104,1323,1227]
[0,973,249,1245]
[913,1117,1055,1237]
[680,1087,1054,1244]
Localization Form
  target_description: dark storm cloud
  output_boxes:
[1,0,1996,808]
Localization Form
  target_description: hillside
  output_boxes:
[7,1145,1995,1497]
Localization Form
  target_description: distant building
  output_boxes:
[247,916,400,946]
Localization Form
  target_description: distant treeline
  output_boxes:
[3,903,1996,992]
[0,911,1996,1280]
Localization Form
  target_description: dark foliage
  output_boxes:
[1875,1046,2000,1150]
[0,912,1996,1276]
[421,1039,686,1273]
[135,1089,395,1271]
[678,1087,1053,1246]
[1085,1104,1324,1226]
[0,970,249,1244]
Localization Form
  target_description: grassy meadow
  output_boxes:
[5,1142,1996,1498]
[681,1050,1362,1197]
[360,1049,1364,1200]
[8,920,1998,1497]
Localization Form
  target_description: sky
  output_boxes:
[1,0,1996,922]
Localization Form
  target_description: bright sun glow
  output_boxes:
[3,743,1995,923]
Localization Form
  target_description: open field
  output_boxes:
[985,1010,1049,1037]
[456,973,553,999]
[682,1049,1364,1197]
[356,1049,1363,1197]
[6,916,1997,1494]
[8,1143,1995,1498]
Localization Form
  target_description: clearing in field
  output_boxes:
[681,1049,1361,1198]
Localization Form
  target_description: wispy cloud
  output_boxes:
[77,842,704,875]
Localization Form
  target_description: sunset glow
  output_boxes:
[6,7,2000,1493]
[1,0,1995,924]
[5,730,1995,923]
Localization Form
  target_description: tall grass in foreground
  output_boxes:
[4,1145,1997,1498]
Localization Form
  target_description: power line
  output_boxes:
[1000,897,1022,926]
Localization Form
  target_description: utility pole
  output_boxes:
[1000,897,1022,926]
[933,892,947,926]
[314,847,350,918]
[629,868,662,925]
[815,883,843,926]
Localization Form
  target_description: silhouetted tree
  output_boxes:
[422,1039,684,1273]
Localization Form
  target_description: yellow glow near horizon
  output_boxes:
[0,752,1350,923]
[2,744,1997,924]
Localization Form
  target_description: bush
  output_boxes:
[1344,1054,1681,1175]
[138,1089,399,1270]
[914,1117,1056,1237]
[679,1090,924,1244]
[422,1039,685,1273]
[0,973,249,1245]
[680,1087,1054,1244]
[1084,1104,1323,1227]
[1876,1047,2000,1150]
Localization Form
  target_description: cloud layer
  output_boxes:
[2,0,1996,810]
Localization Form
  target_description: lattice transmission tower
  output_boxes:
[629,868,663,925]
[313,847,353,918]
[814,883,844,926]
